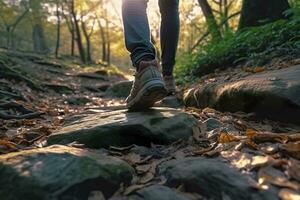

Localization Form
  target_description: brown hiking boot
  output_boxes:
[126,60,167,110]
[163,75,176,95]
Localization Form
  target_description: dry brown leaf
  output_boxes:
[219,132,239,144]
[258,166,300,191]
[136,164,151,175]
[254,66,265,73]
[289,133,300,142]
[0,139,17,150]
[280,142,300,160]
[246,128,258,137]
[139,172,154,184]
[123,152,141,165]
[279,189,300,200]
[287,159,300,182]
[252,133,289,144]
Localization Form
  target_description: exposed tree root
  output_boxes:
[0,54,42,91]
[0,111,43,120]
[0,101,44,119]
[0,90,24,100]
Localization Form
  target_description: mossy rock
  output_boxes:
[0,145,134,200]
[105,81,133,98]
[48,108,197,148]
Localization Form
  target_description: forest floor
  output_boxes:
[0,50,300,200]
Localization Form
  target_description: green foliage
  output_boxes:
[176,19,300,81]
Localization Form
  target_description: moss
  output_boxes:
[176,19,300,81]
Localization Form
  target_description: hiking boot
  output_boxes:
[126,60,167,110]
[163,75,176,95]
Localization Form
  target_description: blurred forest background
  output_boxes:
[0,0,299,78]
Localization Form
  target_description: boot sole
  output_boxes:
[127,80,167,111]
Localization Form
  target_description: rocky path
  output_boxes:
[1,52,300,200]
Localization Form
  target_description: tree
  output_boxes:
[55,0,62,58]
[69,0,86,63]
[30,0,49,54]
[0,1,29,50]
[239,0,290,29]
[197,0,221,40]
[81,16,96,63]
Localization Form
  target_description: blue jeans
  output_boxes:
[122,0,180,76]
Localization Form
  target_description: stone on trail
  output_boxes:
[0,145,134,200]
[105,80,133,98]
[47,108,197,148]
[127,185,189,200]
[158,157,278,200]
[184,65,300,124]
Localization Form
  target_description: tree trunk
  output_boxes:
[81,21,92,63]
[70,0,86,63]
[197,0,222,40]
[32,24,48,54]
[55,1,61,58]
[97,18,107,63]
[105,16,110,66]
[239,0,290,29]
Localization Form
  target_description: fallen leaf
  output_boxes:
[287,159,300,182]
[279,189,300,200]
[258,166,300,190]
[246,128,258,137]
[219,132,239,144]
[279,142,300,160]
[0,139,17,150]
[254,66,265,73]
[139,172,154,184]
[289,133,300,142]
[136,164,151,175]
[252,133,289,144]
[123,152,141,165]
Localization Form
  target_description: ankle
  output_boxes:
[138,59,159,72]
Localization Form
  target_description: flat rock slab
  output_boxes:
[0,145,134,200]
[184,65,300,124]
[105,81,133,98]
[48,108,197,148]
[128,185,189,200]
[158,157,278,200]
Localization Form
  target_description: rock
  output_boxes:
[203,118,223,131]
[77,72,107,81]
[105,81,133,98]
[47,108,197,148]
[158,157,278,200]
[84,83,111,92]
[0,145,134,200]
[128,185,189,200]
[184,65,300,124]
[44,84,74,94]
[66,96,91,105]
[157,96,183,108]
[95,69,109,76]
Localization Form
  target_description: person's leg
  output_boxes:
[158,0,180,76]
[122,0,156,67]
[122,0,167,110]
